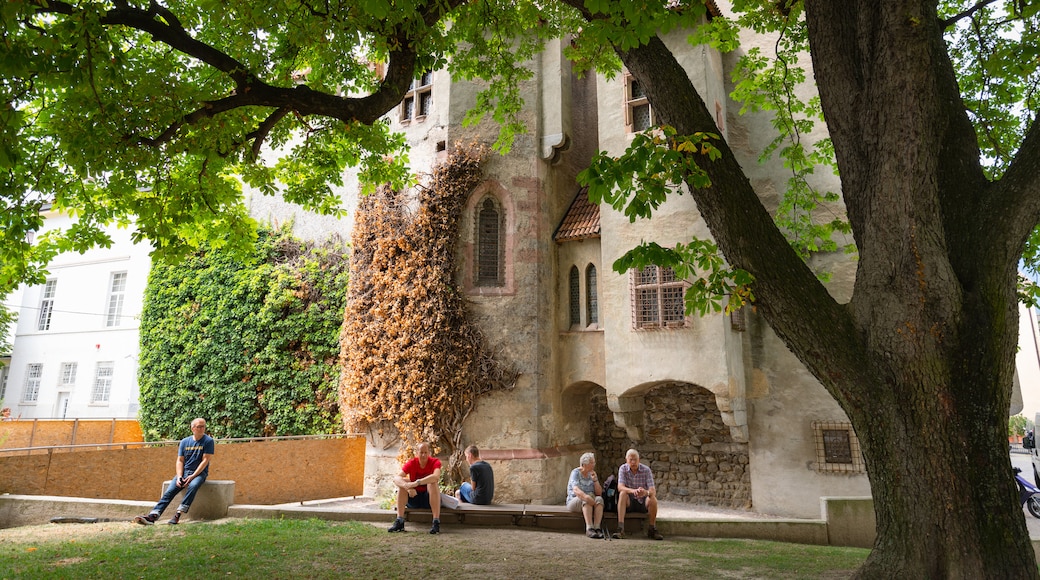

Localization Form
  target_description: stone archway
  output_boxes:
[590,382,751,509]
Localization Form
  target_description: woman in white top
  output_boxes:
[566,452,604,538]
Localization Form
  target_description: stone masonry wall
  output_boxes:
[590,383,751,509]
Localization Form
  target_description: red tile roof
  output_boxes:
[554,186,601,243]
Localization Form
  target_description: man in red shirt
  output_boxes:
[388,442,442,534]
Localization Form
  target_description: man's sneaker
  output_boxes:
[133,514,157,525]
[168,512,181,525]
[611,530,625,539]
[388,518,405,533]
[647,525,664,540]
[586,528,598,538]
[429,520,440,535]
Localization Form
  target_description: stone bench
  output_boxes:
[160,479,235,521]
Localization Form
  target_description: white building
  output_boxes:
[0,207,151,419]
[1015,302,1040,422]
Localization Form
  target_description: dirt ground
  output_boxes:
[0,517,862,580]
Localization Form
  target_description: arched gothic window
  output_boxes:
[586,264,598,325]
[569,266,581,327]
[476,197,503,286]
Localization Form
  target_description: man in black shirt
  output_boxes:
[456,445,494,505]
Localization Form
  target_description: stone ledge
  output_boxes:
[160,479,235,521]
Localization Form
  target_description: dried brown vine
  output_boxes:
[339,144,518,483]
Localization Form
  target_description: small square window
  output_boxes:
[811,421,865,473]
[624,73,655,133]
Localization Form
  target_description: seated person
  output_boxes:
[615,448,663,540]
[566,452,604,538]
[388,442,442,534]
[456,445,494,505]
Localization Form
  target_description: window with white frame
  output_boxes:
[59,362,77,389]
[0,365,8,400]
[22,363,42,403]
[401,72,433,123]
[106,271,127,327]
[624,73,655,133]
[811,420,866,473]
[631,265,687,329]
[37,279,56,331]
[91,362,114,404]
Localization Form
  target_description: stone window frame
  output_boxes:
[624,72,655,133]
[400,72,433,124]
[630,265,688,330]
[811,420,866,474]
[22,362,42,403]
[463,181,515,296]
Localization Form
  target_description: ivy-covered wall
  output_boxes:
[138,225,348,440]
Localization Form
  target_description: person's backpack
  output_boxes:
[603,475,618,513]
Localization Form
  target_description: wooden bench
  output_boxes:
[405,503,526,526]
[404,503,647,532]
[523,505,647,532]
[160,479,235,521]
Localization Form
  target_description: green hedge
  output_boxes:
[138,225,348,440]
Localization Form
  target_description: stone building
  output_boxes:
[257,15,872,518]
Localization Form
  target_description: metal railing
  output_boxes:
[0,433,364,456]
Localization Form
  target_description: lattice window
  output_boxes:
[476,197,503,287]
[569,266,581,327]
[625,73,655,133]
[586,264,598,325]
[23,363,42,402]
[91,362,114,404]
[631,265,687,329]
[59,362,77,388]
[106,271,127,327]
[37,279,56,331]
[401,71,433,123]
[811,421,866,473]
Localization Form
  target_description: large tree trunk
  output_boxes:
[611,0,1040,576]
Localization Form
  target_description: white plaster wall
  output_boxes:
[3,211,150,419]
[1016,304,1040,421]
[594,30,731,399]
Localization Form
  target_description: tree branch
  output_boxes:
[616,34,873,412]
[941,0,1002,28]
[991,118,1040,252]
[31,0,464,152]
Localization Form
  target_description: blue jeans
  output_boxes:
[459,482,474,503]
[151,473,207,515]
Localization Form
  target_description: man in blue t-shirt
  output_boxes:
[135,418,215,525]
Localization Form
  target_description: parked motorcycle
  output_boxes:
[1013,467,1040,519]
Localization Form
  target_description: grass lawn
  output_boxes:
[0,518,868,579]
